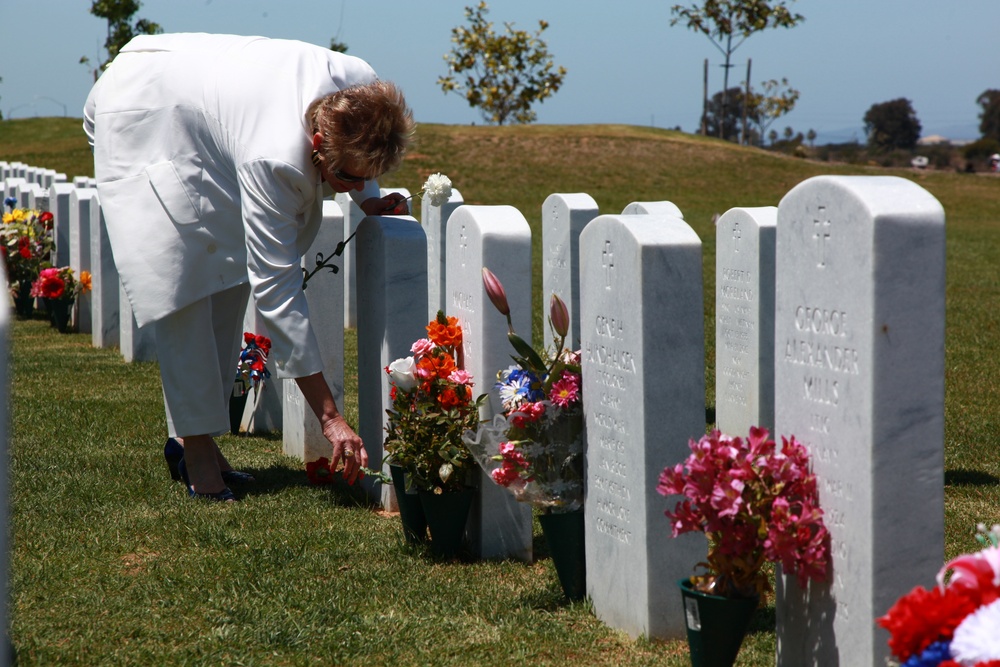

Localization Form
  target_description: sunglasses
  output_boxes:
[334,168,368,183]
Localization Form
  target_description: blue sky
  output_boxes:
[3,0,998,144]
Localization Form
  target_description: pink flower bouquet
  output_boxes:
[657,427,831,599]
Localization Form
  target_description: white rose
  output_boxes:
[387,356,418,391]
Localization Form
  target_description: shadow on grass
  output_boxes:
[945,468,1000,486]
[218,461,382,508]
[746,603,776,635]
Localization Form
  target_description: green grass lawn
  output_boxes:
[4,117,1000,665]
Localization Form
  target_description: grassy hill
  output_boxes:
[3,117,1000,665]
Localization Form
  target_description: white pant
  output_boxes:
[153,283,251,438]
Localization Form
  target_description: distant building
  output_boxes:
[917,134,949,146]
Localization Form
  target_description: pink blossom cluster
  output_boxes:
[510,401,547,429]
[657,427,830,594]
[491,441,531,487]
[549,369,581,408]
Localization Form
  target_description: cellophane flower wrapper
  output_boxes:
[463,402,584,512]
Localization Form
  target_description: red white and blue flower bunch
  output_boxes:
[235,332,271,394]
[463,267,584,512]
[877,524,1000,667]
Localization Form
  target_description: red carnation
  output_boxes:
[877,584,980,661]
[306,458,333,485]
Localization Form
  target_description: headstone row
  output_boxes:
[7,157,948,665]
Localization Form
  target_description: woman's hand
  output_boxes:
[295,372,368,485]
[361,193,409,216]
[323,414,368,485]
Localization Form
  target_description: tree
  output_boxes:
[747,78,799,146]
[704,86,756,142]
[806,128,817,147]
[863,98,921,151]
[977,89,1000,142]
[438,2,567,125]
[81,0,161,80]
[329,38,348,53]
[671,1,803,137]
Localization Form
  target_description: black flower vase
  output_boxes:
[45,298,71,332]
[538,508,586,600]
[229,385,249,435]
[13,282,34,319]
[418,486,473,559]
[678,578,759,667]
[389,465,428,544]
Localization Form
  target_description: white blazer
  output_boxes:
[84,33,382,378]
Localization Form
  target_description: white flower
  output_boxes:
[423,173,453,207]
[951,598,1000,665]
[387,356,418,391]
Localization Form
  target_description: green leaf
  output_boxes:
[508,332,546,373]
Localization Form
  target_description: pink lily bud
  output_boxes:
[481,267,510,316]
[550,293,569,338]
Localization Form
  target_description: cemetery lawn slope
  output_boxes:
[5,117,1000,665]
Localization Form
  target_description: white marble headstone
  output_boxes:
[422,187,464,320]
[542,193,598,351]
[773,176,945,667]
[89,193,120,348]
[119,283,156,363]
[622,200,685,219]
[445,204,533,562]
[714,206,776,435]
[356,214,427,507]
[283,199,346,462]
[49,183,75,267]
[69,187,97,333]
[581,213,706,640]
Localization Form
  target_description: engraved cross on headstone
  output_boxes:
[813,205,831,268]
[459,224,469,267]
[602,240,615,289]
[732,220,742,253]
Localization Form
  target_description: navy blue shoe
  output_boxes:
[164,438,183,481]
[178,458,237,502]
[221,469,256,484]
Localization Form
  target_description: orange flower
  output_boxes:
[417,351,457,379]
[437,387,466,409]
[427,316,462,348]
[79,271,92,294]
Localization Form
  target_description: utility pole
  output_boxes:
[701,58,708,136]
[741,59,752,145]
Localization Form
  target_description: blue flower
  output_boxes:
[902,640,951,667]
[496,366,545,410]
[4,197,17,211]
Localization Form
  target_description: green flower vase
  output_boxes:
[538,508,586,600]
[389,464,427,544]
[678,578,758,667]
[418,486,473,559]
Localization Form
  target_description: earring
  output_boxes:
[311,150,322,167]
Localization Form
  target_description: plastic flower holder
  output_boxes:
[464,411,584,513]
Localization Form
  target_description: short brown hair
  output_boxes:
[307,80,414,176]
